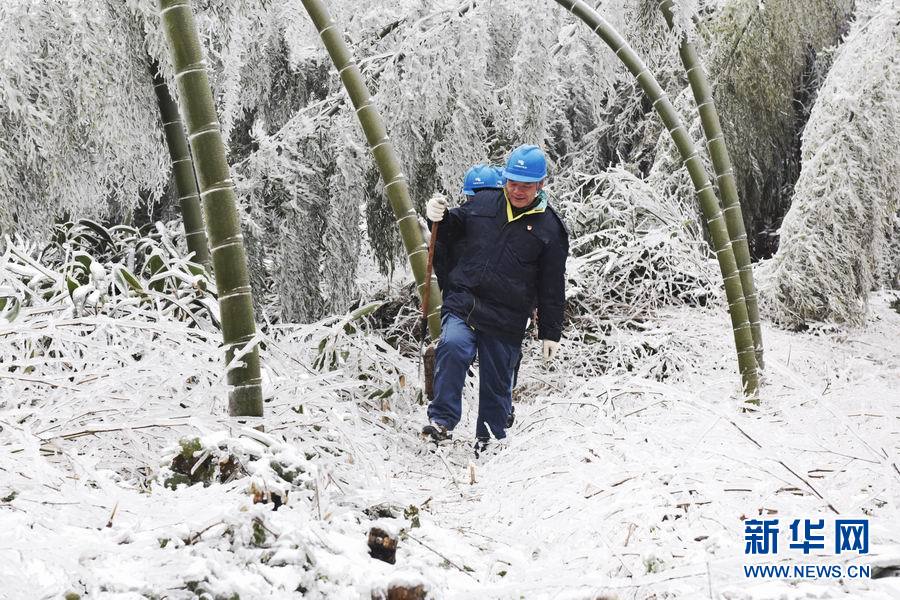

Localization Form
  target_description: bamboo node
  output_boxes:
[686,65,704,76]
[174,64,208,80]
[218,286,253,302]
[210,233,244,252]
[159,2,190,16]
[384,177,407,190]
[318,23,338,36]
[187,125,220,142]
[230,382,263,391]
[200,182,234,198]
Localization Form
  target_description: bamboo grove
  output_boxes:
[151,0,767,407]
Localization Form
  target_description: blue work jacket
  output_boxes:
[431,188,569,343]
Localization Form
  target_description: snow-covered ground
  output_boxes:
[1,293,899,599]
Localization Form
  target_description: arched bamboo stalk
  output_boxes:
[552,0,760,399]
[150,60,210,267]
[299,0,442,341]
[159,0,263,416]
[658,0,764,370]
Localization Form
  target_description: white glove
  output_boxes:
[542,339,560,362]
[426,194,448,222]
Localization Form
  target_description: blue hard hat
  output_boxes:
[462,164,504,196]
[502,145,547,183]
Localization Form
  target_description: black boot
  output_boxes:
[422,421,451,443]
[474,437,490,459]
[506,405,515,428]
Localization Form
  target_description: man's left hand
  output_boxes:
[542,340,560,362]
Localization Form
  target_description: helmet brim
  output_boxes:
[502,170,545,183]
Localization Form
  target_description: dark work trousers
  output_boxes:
[427,313,521,439]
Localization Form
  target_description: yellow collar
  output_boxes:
[505,189,547,222]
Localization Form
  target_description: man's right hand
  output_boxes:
[426,194,448,222]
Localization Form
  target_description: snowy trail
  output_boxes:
[1,295,899,599]
[338,294,900,599]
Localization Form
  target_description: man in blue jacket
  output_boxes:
[422,145,569,454]
[433,164,504,293]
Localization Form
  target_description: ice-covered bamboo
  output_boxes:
[299,0,442,341]
[552,0,760,400]
[159,0,263,415]
[150,61,209,267]
[658,0,763,370]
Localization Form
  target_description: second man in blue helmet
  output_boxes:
[423,145,569,455]
[433,164,505,293]
[462,164,505,197]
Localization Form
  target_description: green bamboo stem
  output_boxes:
[299,0,442,341]
[150,60,210,267]
[159,0,263,416]
[553,0,759,400]
[658,0,764,370]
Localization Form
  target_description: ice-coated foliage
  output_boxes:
[761,0,900,327]
[700,0,854,256]
[562,168,718,317]
[644,0,857,258]
[235,109,365,323]
[4,0,890,331]
[0,1,168,235]
[0,0,320,232]
[240,0,708,320]
[127,0,316,142]
[556,167,720,378]
[0,219,218,328]
[1,0,727,324]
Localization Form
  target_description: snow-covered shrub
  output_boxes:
[300,300,423,408]
[761,0,900,327]
[555,167,720,378]
[0,220,218,327]
[560,167,718,321]
[158,430,316,506]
